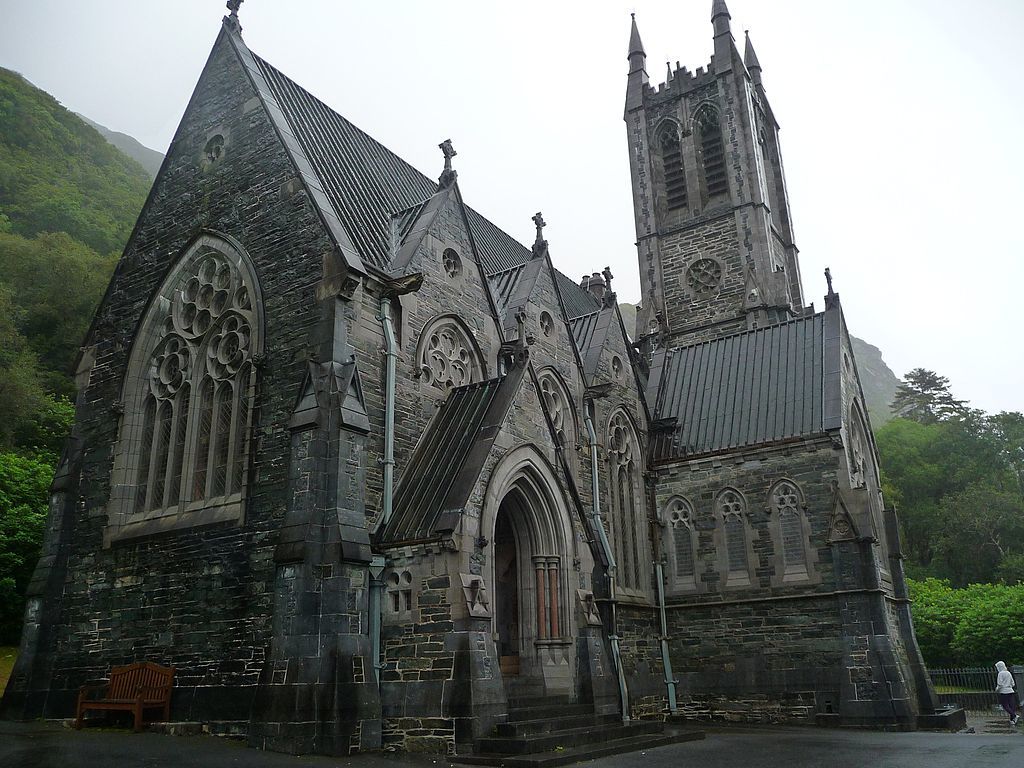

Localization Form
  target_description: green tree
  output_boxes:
[891,368,968,424]
[0,285,47,449]
[0,451,52,643]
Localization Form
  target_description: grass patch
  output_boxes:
[0,646,17,692]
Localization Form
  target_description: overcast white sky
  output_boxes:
[1,0,1021,414]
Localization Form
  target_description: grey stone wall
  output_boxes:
[3,30,345,728]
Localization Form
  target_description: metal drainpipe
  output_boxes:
[369,296,399,684]
[655,561,678,713]
[585,401,630,723]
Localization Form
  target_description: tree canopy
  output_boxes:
[878,369,1023,587]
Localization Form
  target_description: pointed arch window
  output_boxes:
[767,479,818,584]
[696,107,729,200]
[108,234,262,540]
[714,488,754,588]
[608,410,647,597]
[416,315,484,391]
[664,497,699,593]
[659,123,688,211]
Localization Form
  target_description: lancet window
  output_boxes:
[715,488,753,587]
[696,107,729,199]
[664,496,698,592]
[608,410,646,595]
[659,123,688,211]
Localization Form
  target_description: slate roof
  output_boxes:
[556,270,601,318]
[251,52,597,320]
[650,312,830,460]
[381,364,526,545]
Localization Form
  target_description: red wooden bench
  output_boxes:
[75,661,174,732]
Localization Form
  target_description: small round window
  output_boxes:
[204,134,225,164]
[540,311,554,337]
[442,248,462,279]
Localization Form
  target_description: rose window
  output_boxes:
[419,320,480,391]
[539,374,569,445]
[685,258,722,295]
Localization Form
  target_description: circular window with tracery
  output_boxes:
[442,248,462,279]
[417,317,481,391]
[685,258,722,295]
[539,373,570,445]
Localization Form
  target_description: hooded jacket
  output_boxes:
[996,661,1016,694]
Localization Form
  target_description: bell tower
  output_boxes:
[625,2,805,348]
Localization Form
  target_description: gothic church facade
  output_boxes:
[3,2,952,755]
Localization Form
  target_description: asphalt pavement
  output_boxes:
[1,720,1022,768]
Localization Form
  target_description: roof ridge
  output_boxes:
[666,311,825,355]
[250,47,598,310]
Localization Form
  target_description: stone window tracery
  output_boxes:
[715,488,754,587]
[608,410,646,596]
[685,258,723,296]
[416,316,482,391]
[442,248,462,279]
[538,372,572,447]
[768,479,818,585]
[110,235,261,537]
[539,311,554,337]
[665,497,698,592]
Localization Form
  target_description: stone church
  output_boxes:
[3,1,959,757]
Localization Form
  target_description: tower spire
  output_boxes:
[627,13,646,72]
[744,30,763,83]
[625,13,649,113]
[711,0,731,29]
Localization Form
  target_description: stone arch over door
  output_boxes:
[481,445,578,698]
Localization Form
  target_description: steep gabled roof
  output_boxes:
[249,51,597,318]
[651,312,832,460]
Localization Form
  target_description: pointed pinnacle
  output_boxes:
[628,13,646,59]
[711,0,731,22]
[744,30,762,70]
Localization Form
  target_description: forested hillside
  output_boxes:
[0,67,150,642]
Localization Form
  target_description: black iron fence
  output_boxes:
[928,665,1024,712]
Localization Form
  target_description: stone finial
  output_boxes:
[224,0,243,33]
[438,139,457,188]
[825,267,834,296]
[531,211,547,257]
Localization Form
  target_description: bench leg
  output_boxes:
[134,703,143,733]
[75,705,84,730]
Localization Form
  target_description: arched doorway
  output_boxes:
[484,447,576,699]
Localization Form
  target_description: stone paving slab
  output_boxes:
[2,720,1024,768]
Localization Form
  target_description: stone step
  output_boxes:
[453,727,706,767]
[475,720,663,755]
[495,712,621,738]
[506,701,590,722]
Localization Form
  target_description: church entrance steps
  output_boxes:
[452,697,706,767]
[453,728,705,768]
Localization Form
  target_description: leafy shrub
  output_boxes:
[0,451,53,644]
[909,577,1024,667]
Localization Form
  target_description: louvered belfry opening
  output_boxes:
[697,109,728,198]
[660,125,688,210]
